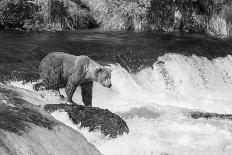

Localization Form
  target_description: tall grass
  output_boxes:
[0,0,232,37]
[220,3,232,36]
[76,0,151,30]
[0,0,97,30]
[82,0,232,36]
[0,0,39,29]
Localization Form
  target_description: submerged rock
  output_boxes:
[0,85,101,155]
[44,104,129,138]
[191,111,232,121]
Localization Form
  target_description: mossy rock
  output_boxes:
[44,103,129,138]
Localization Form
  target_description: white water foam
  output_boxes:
[8,53,232,155]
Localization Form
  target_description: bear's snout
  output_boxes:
[107,83,112,88]
[103,83,112,88]
[101,77,112,88]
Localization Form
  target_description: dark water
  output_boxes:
[0,30,232,82]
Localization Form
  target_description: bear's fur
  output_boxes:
[34,52,112,106]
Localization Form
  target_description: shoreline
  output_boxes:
[1,0,231,38]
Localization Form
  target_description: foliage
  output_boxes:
[0,0,97,30]
[0,0,39,29]
[0,0,232,37]
[82,0,151,30]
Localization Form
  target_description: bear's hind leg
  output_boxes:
[80,81,93,107]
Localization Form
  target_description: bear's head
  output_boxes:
[95,67,112,88]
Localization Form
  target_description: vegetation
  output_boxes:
[0,0,232,37]
[0,0,96,30]
[82,0,150,30]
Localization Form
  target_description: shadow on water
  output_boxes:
[0,30,232,82]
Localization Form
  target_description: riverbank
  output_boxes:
[0,0,232,37]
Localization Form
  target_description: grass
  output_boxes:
[81,0,232,35]
[221,3,232,36]
[82,0,151,30]
[0,0,232,37]
[0,0,97,30]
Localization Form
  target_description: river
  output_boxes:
[1,30,232,155]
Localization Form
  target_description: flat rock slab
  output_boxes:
[0,85,101,155]
[0,87,57,135]
[44,104,129,138]
[191,112,232,121]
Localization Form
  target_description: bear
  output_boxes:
[34,52,112,106]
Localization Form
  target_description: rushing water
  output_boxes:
[2,30,232,155]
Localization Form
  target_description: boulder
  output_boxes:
[44,104,129,138]
[0,85,101,155]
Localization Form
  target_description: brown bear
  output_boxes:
[34,52,112,106]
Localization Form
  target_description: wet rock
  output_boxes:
[191,112,232,121]
[0,86,56,135]
[0,85,101,155]
[44,104,129,138]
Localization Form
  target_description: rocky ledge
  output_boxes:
[0,85,101,155]
[44,104,129,138]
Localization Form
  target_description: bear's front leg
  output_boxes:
[80,81,93,107]
[65,80,78,105]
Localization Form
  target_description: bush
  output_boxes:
[0,0,39,29]
[0,0,232,37]
[82,0,214,32]
[81,0,232,36]
[49,0,67,26]
[0,0,97,30]
[82,0,151,30]
[221,3,232,36]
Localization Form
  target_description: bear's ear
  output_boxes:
[104,65,113,72]
[95,66,103,73]
[109,68,113,72]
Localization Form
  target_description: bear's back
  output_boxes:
[40,52,86,69]
[40,52,92,78]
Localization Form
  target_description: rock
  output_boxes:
[0,85,101,155]
[44,104,129,138]
[191,111,232,121]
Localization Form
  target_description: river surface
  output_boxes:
[2,30,232,155]
[1,30,232,81]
